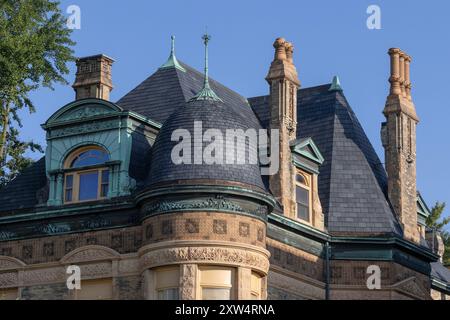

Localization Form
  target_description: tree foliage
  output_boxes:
[0,127,43,187]
[0,0,75,185]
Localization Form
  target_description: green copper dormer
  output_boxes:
[189,33,223,102]
[42,98,160,206]
[417,192,431,227]
[159,35,186,72]
[291,137,324,174]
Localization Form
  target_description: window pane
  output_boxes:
[65,189,73,202]
[101,184,108,198]
[296,186,309,205]
[77,279,113,300]
[71,149,109,168]
[296,174,306,185]
[79,172,99,200]
[251,272,261,299]
[65,175,73,202]
[101,170,109,183]
[157,288,179,300]
[202,288,230,300]
[0,288,18,300]
[297,204,309,221]
[65,175,73,188]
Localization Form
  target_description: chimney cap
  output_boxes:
[75,54,115,63]
[388,48,401,55]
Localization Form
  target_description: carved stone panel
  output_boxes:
[140,244,270,274]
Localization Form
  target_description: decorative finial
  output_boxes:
[329,75,343,92]
[159,35,186,72]
[189,32,223,102]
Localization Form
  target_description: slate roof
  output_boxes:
[0,60,402,238]
[0,157,47,215]
[147,99,266,191]
[117,61,260,128]
[249,85,402,236]
[431,262,450,284]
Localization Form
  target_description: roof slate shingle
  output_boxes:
[249,85,402,236]
[117,62,260,128]
[431,262,450,284]
[0,157,46,215]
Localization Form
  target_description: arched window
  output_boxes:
[64,146,110,203]
[295,171,310,222]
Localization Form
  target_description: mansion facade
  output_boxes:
[0,36,449,300]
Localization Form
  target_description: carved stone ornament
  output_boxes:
[0,256,26,271]
[140,242,270,274]
[143,196,268,218]
[60,106,111,121]
[49,119,117,138]
[61,245,120,264]
[0,231,16,241]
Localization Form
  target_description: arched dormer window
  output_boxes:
[63,146,110,203]
[295,171,311,222]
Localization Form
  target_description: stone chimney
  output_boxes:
[426,229,446,262]
[72,54,114,100]
[381,48,420,243]
[266,38,300,216]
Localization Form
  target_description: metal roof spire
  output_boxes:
[189,32,223,102]
[329,75,343,92]
[159,35,186,72]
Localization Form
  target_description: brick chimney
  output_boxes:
[266,38,300,216]
[72,54,114,100]
[381,48,420,243]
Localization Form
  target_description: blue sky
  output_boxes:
[21,0,449,226]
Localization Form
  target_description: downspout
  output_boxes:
[325,241,331,300]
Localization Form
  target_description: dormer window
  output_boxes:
[63,146,110,203]
[295,172,311,222]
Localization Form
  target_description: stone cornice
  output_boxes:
[136,184,275,208]
[431,277,450,294]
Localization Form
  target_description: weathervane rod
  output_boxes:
[202,32,211,88]
[188,30,222,102]
[171,35,175,55]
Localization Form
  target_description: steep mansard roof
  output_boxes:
[0,157,46,216]
[117,61,261,128]
[0,60,401,238]
[431,262,450,285]
[249,85,402,236]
